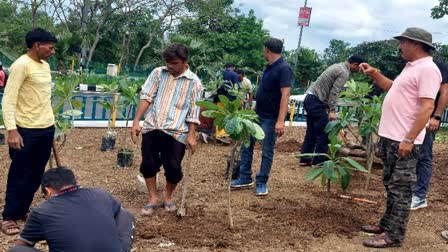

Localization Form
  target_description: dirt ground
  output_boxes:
[1,127,448,251]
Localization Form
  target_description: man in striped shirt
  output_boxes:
[131,43,203,216]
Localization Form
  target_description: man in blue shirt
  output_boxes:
[7,167,135,252]
[231,38,293,196]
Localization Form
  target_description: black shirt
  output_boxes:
[255,57,293,119]
[434,61,448,116]
[215,69,240,102]
[19,187,123,252]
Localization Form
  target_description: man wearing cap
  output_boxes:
[359,27,441,248]
[1,28,57,235]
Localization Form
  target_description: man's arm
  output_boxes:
[130,100,150,143]
[275,87,291,137]
[429,84,448,131]
[185,80,203,154]
[399,98,434,157]
[359,63,393,91]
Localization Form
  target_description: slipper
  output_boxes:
[164,202,177,212]
[141,204,162,216]
[361,224,384,234]
[1,220,20,235]
[441,230,448,240]
[363,235,401,248]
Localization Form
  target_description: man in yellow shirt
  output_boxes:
[1,28,57,235]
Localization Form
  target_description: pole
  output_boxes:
[294,0,308,68]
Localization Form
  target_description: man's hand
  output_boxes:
[130,122,141,144]
[275,120,285,137]
[186,134,197,154]
[427,117,440,132]
[7,129,24,150]
[398,141,413,158]
[358,63,377,75]
[329,111,337,121]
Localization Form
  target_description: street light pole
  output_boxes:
[294,0,308,68]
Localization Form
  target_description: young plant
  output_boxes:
[300,137,368,207]
[116,79,141,168]
[197,95,265,228]
[52,75,84,166]
[97,81,120,151]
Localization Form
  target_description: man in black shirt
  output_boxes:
[231,38,293,196]
[8,167,135,252]
[411,60,448,210]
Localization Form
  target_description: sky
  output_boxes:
[233,0,448,52]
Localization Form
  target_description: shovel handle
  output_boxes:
[178,149,192,215]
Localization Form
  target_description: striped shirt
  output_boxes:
[306,62,351,111]
[140,67,203,143]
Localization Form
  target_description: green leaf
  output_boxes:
[252,123,265,140]
[340,172,351,192]
[224,117,243,136]
[304,167,323,181]
[322,161,335,179]
[342,157,368,172]
[196,100,223,111]
[71,100,84,109]
[61,110,83,117]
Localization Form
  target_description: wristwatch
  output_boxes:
[432,115,442,120]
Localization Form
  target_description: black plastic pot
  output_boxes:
[101,135,116,151]
[0,133,4,145]
[117,149,133,168]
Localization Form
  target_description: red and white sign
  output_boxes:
[298,7,312,27]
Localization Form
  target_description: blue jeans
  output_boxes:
[414,130,436,198]
[238,117,277,184]
[300,94,329,165]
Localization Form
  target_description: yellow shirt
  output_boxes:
[2,54,54,130]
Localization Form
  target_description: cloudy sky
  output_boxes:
[233,0,448,52]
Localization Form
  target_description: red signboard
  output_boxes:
[298,7,312,27]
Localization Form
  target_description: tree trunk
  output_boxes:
[227,141,240,229]
[365,134,374,189]
[86,28,101,70]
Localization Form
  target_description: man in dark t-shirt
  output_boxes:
[411,60,448,210]
[8,167,135,252]
[231,38,293,196]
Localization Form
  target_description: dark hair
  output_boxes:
[264,38,284,54]
[236,69,245,75]
[224,63,235,68]
[421,43,434,54]
[25,28,58,48]
[162,43,189,62]
[41,167,77,193]
[348,55,366,64]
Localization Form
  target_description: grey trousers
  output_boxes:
[8,209,135,252]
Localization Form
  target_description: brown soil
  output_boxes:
[1,127,448,251]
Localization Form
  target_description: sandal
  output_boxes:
[363,235,401,248]
[361,224,384,234]
[164,202,177,212]
[1,220,20,235]
[441,230,448,240]
[141,204,162,216]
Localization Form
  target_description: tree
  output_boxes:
[285,47,324,88]
[350,40,405,79]
[323,39,350,66]
[431,0,448,19]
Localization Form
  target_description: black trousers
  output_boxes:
[300,94,330,165]
[139,130,186,184]
[2,126,54,221]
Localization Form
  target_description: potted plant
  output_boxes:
[97,81,120,151]
[197,95,265,228]
[116,79,140,168]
